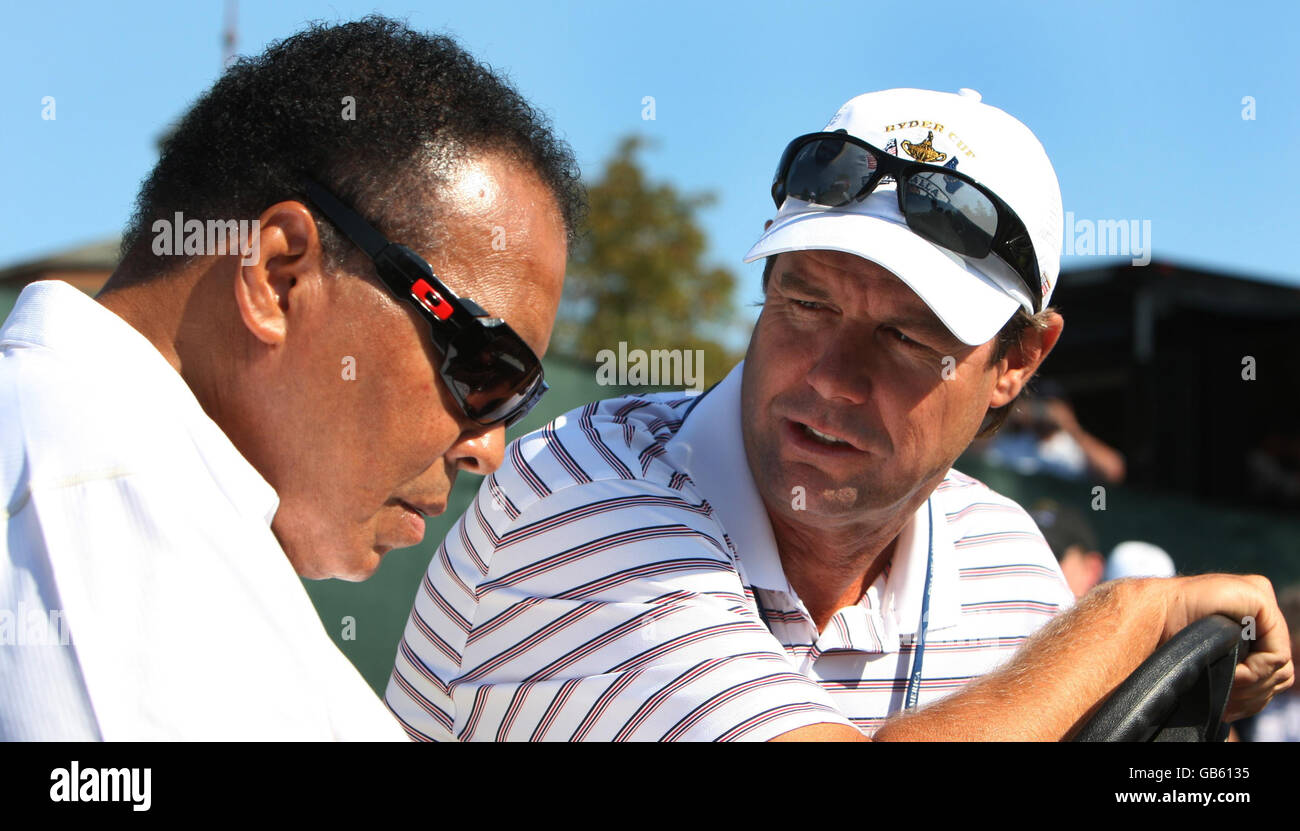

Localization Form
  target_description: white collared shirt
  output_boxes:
[386,362,1072,740]
[1,281,405,740]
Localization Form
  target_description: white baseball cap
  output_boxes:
[745,88,1063,346]
[1105,541,1177,581]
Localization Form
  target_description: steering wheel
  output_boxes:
[1073,615,1243,742]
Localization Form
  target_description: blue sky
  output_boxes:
[3,0,1298,311]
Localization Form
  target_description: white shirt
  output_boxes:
[386,362,1074,740]
[0,280,405,741]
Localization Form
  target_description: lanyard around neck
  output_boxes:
[904,499,936,711]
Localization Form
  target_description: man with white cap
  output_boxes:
[1106,541,1177,581]
[386,88,1293,741]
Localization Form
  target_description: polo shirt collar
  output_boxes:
[2,280,280,527]
[882,488,961,637]
[669,362,793,594]
[667,360,960,642]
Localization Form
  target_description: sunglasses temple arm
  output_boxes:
[302,178,390,260]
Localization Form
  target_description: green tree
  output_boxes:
[556,135,742,388]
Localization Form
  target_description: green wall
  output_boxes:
[1,286,21,320]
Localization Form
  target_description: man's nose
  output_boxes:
[448,423,507,476]
[805,331,875,405]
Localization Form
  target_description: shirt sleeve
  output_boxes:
[386,477,856,741]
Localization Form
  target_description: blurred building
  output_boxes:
[0,237,119,305]
[1045,260,1300,509]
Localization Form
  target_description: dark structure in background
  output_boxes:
[1044,260,1300,511]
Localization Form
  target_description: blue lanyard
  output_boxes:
[903,500,936,711]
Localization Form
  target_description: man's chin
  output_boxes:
[299,557,382,582]
[280,537,384,582]
[764,468,906,522]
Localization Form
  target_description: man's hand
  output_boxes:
[1154,573,1294,723]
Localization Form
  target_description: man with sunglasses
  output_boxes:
[0,18,578,739]
[387,87,1292,740]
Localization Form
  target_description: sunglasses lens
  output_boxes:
[783,138,878,208]
[902,171,999,258]
[502,378,548,429]
[771,134,1041,309]
[443,327,545,426]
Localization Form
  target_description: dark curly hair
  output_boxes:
[111,16,584,285]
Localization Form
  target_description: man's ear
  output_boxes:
[987,310,1064,409]
[234,200,326,345]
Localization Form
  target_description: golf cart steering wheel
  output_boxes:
[1073,615,1243,742]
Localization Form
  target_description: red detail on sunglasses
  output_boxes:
[411,279,453,320]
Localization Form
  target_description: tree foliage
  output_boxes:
[555,135,742,387]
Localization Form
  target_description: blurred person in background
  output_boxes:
[1247,425,1300,507]
[979,379,1125,484]
[1029,499,1105,598]
[1105,540,1177,582]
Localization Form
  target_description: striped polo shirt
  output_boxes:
[386,362,1074,741]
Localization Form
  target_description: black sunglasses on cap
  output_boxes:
[301,178,548,428]
[771,131,1043,313]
